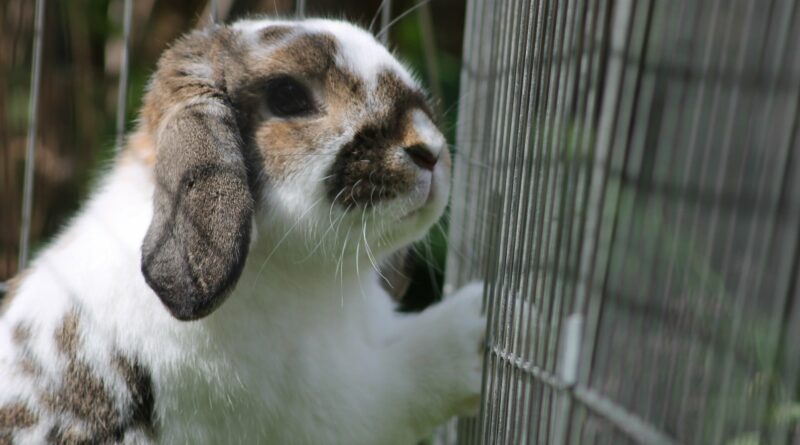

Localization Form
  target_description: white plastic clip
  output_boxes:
[559,313,583,387]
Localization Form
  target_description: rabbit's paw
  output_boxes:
[418,281,486,416]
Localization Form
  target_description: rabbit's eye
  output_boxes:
[265,76,314,117]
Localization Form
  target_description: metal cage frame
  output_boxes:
[446,0,800,444]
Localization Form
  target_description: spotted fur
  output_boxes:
[0,310,155,444]
[0,16,482,445]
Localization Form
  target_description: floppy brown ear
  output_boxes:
[140,29,254,321]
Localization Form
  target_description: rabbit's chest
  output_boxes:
[154,293,389,443]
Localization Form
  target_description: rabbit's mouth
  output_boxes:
[401,168,443,220]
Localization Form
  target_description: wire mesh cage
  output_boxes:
[445,0,800,443]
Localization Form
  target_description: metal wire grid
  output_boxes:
[446,0,800,444]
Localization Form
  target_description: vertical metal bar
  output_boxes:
[555,0,605,441]
[445,0,481,291]
[706,2,789,440]
[515,1,553,440]
[380,0,392,46]
[503,0,546,441]
[576,0,647,436]
[417,3,443,106]
[757,19,800,442]
[485,0,521,439]
[594,0,656,417]
[633,0,692,424]
[519,0,558,440]
[498,0,535,441]
[115,0,133,152]
[517,0,563,440]
[209,0,219,23]
[750,95,800,443]
[446,0,486,440]
[645,0,706,427]
[734,1,799,437]
[481,0,516,440]
[547,0,593,441]
[668,0,748,438]
[468,0,500,440]
[18,0,47,270]
[573,0,634,389]
[296,0,306,18]
[533,0,578,441]
[660,1,728,434]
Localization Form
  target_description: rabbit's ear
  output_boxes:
[141,30,254,321]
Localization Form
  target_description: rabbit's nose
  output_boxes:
[405,144,439,171]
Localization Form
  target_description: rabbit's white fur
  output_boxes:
[0,18,484,445]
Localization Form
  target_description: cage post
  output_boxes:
[380,0,392,46]
[417,3,442,106]
[115,0,133,152]
[209,0,219,23]
[18,0,47,270]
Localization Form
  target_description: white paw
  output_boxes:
[425,281,486,416]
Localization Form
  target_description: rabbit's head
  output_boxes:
[138,18,449,320]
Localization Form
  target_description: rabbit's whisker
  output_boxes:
[375,0,432,42]
[336,220,355,306]
[362,209,387,285]
[297,208,347,263]
[355,238,367,301]
[251,196,324,285]
[368,0,389,34]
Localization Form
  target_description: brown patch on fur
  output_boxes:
[54,312,80,356]
[40,312,158,442]
[252,32,368,180]
[12,323,31,345]
[259,33,338,78]
[323,64,366,118]
[113,354,155,436]
[47,424,96,445]
[260,25,294,43]
[141,27,249,136]
[49,313,118,429]
[51,359,117,426]
[256,121,324,176]
[10,322,42,376]
[325,70,433,207]
[374,71,432,122]
[0,403,37,429]
[18,356,41,376]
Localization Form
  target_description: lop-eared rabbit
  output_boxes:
[0,17,485,445]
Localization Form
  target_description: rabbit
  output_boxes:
[0,17,485,445]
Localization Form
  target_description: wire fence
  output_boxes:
[444,0,800,444]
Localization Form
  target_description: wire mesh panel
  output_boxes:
[447,0,800,443]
